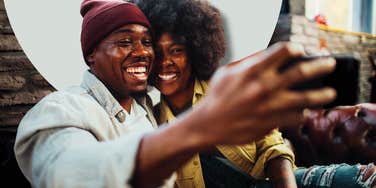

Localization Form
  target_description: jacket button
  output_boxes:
[115,111,126,123]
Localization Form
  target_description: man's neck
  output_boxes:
[118,96,134,113]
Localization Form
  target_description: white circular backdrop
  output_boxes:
[4,0,281,90]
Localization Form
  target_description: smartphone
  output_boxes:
[279,55,360,108]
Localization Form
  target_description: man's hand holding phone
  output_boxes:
[191,42,337,146]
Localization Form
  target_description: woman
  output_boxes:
[136,0,297,187]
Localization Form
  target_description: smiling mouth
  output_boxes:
[126,66,148,81]
[158,72,178,81]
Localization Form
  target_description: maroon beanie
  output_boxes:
[80,0,151,64]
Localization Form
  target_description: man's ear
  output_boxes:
[86,49,96,65]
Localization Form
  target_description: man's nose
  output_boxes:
[131,42,149,57]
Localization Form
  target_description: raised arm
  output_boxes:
[133,43,337,187]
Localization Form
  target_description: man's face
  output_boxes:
[154,32,192,96]
[88,24,154,97]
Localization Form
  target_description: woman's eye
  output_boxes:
[171,48,183,54]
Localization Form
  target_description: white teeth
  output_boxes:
[126,66,147,73]
[133,72,147,81]
[125,66,148,81]
[158,73,177,80]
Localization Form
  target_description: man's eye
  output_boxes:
[143,40,153,47]
[117,40,132,46]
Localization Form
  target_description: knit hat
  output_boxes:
[80,0,151,64]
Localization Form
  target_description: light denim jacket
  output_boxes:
[14,71,174,188]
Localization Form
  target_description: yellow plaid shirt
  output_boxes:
[157,79,295,188]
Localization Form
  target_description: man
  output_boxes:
[14,0,336,187]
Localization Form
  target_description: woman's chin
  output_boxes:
[159,88,178,97]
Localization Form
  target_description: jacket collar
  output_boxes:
[160,79,208,123]
[80,70,157,126]
[81,70,124,118]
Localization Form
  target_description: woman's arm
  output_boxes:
[266,157,297,188]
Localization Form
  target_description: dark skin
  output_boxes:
[154,33,195,115]
[135,43,336,187]
[267,157,297,188]
[87,24,154,112]
[86,25,336,187]
[154,32,297,188]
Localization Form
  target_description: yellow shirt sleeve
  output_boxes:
[250,129,295,179]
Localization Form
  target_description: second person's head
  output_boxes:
[136,0,226,96]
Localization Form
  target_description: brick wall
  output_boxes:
[288,0,305,15]
[271,14,376,103]
[0,2,54,130]
[0,0,54,186]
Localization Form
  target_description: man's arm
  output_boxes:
[15,43,335,188]
[15,92,153,188]
[133,43,337,187]
[15,126,148,188]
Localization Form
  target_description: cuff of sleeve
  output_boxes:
[251,144,295,179]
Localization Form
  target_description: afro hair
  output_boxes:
[134,0,226,80]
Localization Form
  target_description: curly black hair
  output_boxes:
[134,0,226,80]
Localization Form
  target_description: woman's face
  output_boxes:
[154,32,192,96]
